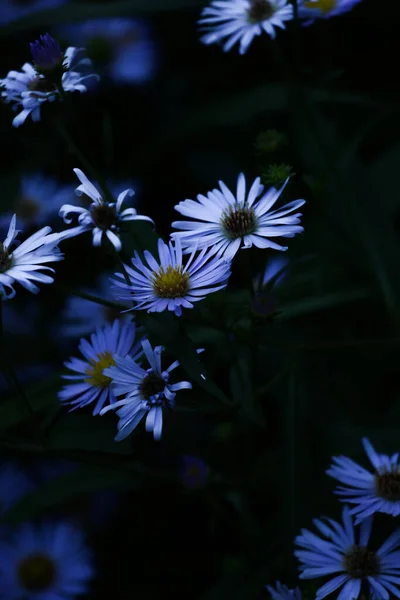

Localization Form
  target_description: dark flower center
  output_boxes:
[152,265,190,298]
[91,203,118,230]
[342,545,379,579]
[248,0,274,22]
[0,242,12,272]
[140,371,166,400]
[27,76,57,95]
[17,553,56,592]
[221,205,257,239]
[375,469,400,501]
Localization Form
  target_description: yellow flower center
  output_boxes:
[304,0,337,14]
[17,553,56,592]
[85,351,116,387]
[151,265,190,298]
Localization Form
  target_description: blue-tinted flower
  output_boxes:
[0,43,98,127]
[60,274,131,338]
[298,0,362,23]
[0,0,66,26]
[58,319,142,415]
[0,520,94,599]
[266,581,302,600]
[327,437,400,524]
[30,33,63,72]
[0,214,64,300]
[59,18,157,84]
[180,455,210,489]
[59,169,154,252]
[110,237,231,317]
[295,506,400,600]
[252,255,289,315]
[199,0,294,55]
[0,462,34,515]
[0,174,75,231]
[100,339,194,441]
[172,174,305,259]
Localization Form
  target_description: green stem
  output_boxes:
[54,119,114,205]
[54,283,127,311]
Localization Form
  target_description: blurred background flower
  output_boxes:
[57,17,157,85]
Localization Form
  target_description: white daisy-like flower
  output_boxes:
[59,168,154,252]
[100,339,195,441]
[0,34,98,127]
[171,174,305,259]
[198,0,294,55]
[110,236,232,317]
[266,581,302,600]
[295,506,400,600]
[58,319,142,415]
[327,437,400,524]
[0,214,63,300]
[298,0,362,24]
[0,520,94,599]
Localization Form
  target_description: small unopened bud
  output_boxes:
[261,163,295,187]
[30,33,63,74]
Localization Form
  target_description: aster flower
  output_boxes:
[59,18,157,84]
[110,236,231,317]
[251,255,289,316]
[0,174,74,231]
[60,274,130,338]
[0,34,98,127]
[100,339,195,441]
[0,214,64,300]
[199,0,294,55]
[58,319,142,415]
[0,0,66,26]
[327,437,400,524]
[298,0,362,24]
[266,581,302,600]
[172,174,305,259]
[295,505,400,600]
[59,168,154,252]
[0,521,94,599]
[180,455,210,489]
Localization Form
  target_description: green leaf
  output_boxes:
[159,84,388,142]
[1,465,137,524]
[0,375,59,435]
[46,413,133,454]
[230,350,264,426]
[0,0,204,36]
[276,287,372,320]
[143,312,233,406]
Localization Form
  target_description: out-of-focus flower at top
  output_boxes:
[266,581,302,600]
[111,237,231,317]
[0,521,94,600]
[298,0,362,23]
[0,174,75,231]
[59,169,154,252]
[101,339,196,441]
[198,0,294,55]
[295,505,400,600]
[180,455,210,489]
[172,174,305,259]
[327,437,400,524]
[0,35,98,127]
[0,0,66,26]
[60,274,131,338]
[59,18,157,84]
[0,214,64,300]
[254,129,287,154]
[58,319,142,415]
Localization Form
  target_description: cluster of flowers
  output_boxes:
[0,33,306,441]
[267,438,400,600]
